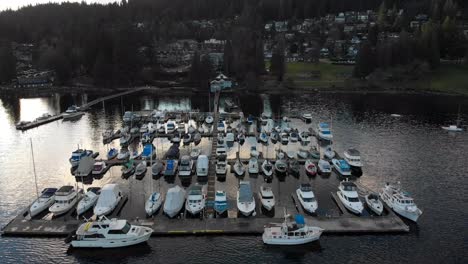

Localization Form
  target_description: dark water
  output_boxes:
[1,92,468,264]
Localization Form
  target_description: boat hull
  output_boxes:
[71,230,152,248]
[262,233,322,245]
[30,199,55,218]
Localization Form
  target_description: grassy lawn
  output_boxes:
[284,62,354,89]
[428,64,468,95]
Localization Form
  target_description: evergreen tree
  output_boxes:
[0,43,16,84]
[354,41,375,78]
[223,40,233,75]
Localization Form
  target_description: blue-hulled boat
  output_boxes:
[331,159,351,176]
[69,149,93,167]
[107,148,118,160]
[317,122,333,141]
[214,190,228,215]
[141,144,156,160]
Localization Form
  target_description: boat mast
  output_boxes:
[30,138,39,199]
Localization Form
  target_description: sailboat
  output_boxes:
[145,147,163,216]
[442,105,463,131]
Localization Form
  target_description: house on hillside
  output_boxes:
[14,70,55,88]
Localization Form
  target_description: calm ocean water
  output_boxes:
[0,92,467,264]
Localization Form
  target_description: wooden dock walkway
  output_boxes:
[79,87,147,110]
[16,114,64,130]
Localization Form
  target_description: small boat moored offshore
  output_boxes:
[301,113,313,123]
[337,180,364,215]
[70,217,153,248]
[343,148,363,175]
[365,193,384,215]
[317,122,333,141]
[233,158,245,177]
[69,148,93,167]
[29,188,57,218]
[262,213,323,245]
[379,182,422,222]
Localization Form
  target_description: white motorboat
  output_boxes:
[296,184,318,214]
[185,185,206,215]
[317,159,332,174]
[337,180,364,215]
[343,148,363,175]
[297,148,309,159]
[299,131,311,144]
[195,155,208,177]
[261,160,273,178]
[317,122,333,141]
[248,157,259,174]
[216,159,227,175]
[379,183,422,222]
[177,121,185,133]
[178,155,193,177]
[217,121,225,132]
[259,185,275,211]
[301,113,313,123]
[182,133,192,145]
[280,133,289,144]
[324,145,335,159]
[70,217,153,248]
[262,214,323,245]
[187,124,196,134]
[331,159,351,176]
[30,188,57,218]
[274,159,288,175]
[94,184,122,216]
[49,186,81,216]
[77,187,101,215]
[92,161,107,175]
[286,151,295,159]
[121,160,135,177]
[190,148,201,160]
[139,124,148,133]
[145,192,163,216]
[69,149,93,167]
[214,190,228,215]
[205,115,214,124]
[237,181,255,216]
[250,146,259,158]
[365,193,384,215]
[216,145,227,157]
[193,132,202,145]
[135,161,147,179]
[304,159,317,176]
[441,125,463,131]
[117,148,129,160]
[289,131,299,142]
[166,121,177,134]
[151,160,164,176]
[163,185,186,218]
[225,132,235,147]
[233,159,245,176]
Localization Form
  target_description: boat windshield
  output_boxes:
[303,197,315,202]
[109,222,131,234]
[262,195,274,199]
[348,197,360,202]
[189,200,201,203]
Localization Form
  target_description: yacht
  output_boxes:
[145,192,163,216]
[233,159,245,176]
[332,159,351,176]
[237,181,255,216]
[301,113,313,123]
[261,159,273,178]
[441,125,463,132]
[259,185,275,211]
[216,159,227,175]
[379,183,422,222]
[274,159,288,175]
[248,157,259,174]
[69,149,93,167]
[296,184,318,214]
[343,148,363,175]
[92,161,107,175]
[94,184,122,216]
[214,190,228,215]
[185,185,206,215]
[49,186,81,216]
[337,180,364,215]
[365,193,384,215]
[30,188,57,218]
[70,217,153,248]
[77,187,101,215]
[304,160,317,176]
[317,122,333,141]
[317,159,332,175]
[178,155,193,177]
[262,214,323,245]
[163,185,186,218]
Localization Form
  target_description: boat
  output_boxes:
[130,150,140,160]
[317,159,332,174]
[365,193,384,215]
[324,145,335,159]
[250,146,259,158]
[69,149,93,167]
[121,160,135,177]
[92,161,107,175]
[216,121,225,132]
[49,186,81,216]
[379,183,422,222]
[270,132,279,144]
[139,124,148,133]
[190,148,201,160]
[259,132,269,144]
[77,187,101,215]
[280,133,289,145]
[261,160,274,178]
[216,158,227,175]
[117,148,130,160]
[247,115,254,125]
[130,127,139,135]
[141,132,152,144]
[296,184,318,214]
[299,131,311,144]
[141,144,156,160]
[286,151,295,159]
[119,133,131,146]
[304,160,317,176]
[164,159,178,177]
[205,115,214,124]
[166,121,176,134]
[237,181,255,216]
[248,157,259,174]
[177,121,185,133]
[214,190,228,215]
[331,159,351,176]
[145,192,163,216]
[233,158,245,176]
[343,148,363,175]
[276,149,286,160]
[163,185,186,218]
[135,161,147,179]
[123,111,137,123]
[301,113,312,123]
[197,126,205,134]
[337,180,364,214]
[182,133,192,145]
[63,108,84,120]
[193,132,202,145]
[297,148,309,159]
[94,184,122,216]
[317,122,333,141]
[185,185,206,215]
[147,122,156,134]
[274,159,288,175]
[29,188,57,218]
[107,148,118,160]
[75,156,95,177]
[390,114,402,117]
[225,132,235,147]
[70,217,153,248]
[151,160,164,176]
[196,155,208,177]
[289,160,300,176]
[442,125,463,131]
[262,214,323,245]
[178,155,193,177]
[187,124,196,134]
[171,134,181,144]
[289,130,299,142]
[237,133,245,145]
[310,146,320,159]
[165,144,180,159]
[259,185,275,211]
